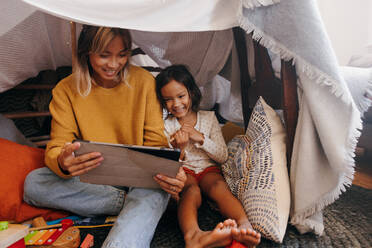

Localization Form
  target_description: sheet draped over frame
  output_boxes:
[20,0,239,32]
[1,0,371,235]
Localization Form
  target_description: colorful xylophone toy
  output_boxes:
[0,219,80,248]
[1,216,107,248]
[25,219,80,248]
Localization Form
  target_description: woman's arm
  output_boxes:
[142,72,168,147]
[56,142,103,177]
[46,79,103,178]
[153,167,187,201]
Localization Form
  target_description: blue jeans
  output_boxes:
[24,167,169,248]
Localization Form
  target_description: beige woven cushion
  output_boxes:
[222,97,290,243]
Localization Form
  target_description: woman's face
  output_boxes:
[161,80,192,119]
[89,35,128,88]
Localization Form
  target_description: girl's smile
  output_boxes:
[161,80,192,119]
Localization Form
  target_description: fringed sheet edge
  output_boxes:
[238,16,371,229]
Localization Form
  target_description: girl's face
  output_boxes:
[161,80,192,119]
[89,35,128,88]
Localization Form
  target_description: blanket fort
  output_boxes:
[0,0,370,235]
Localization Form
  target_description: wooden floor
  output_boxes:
[353,158,372,189]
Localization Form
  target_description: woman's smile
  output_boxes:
[89,35,128,88]
[102,68,117,77]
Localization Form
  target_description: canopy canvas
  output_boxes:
[1,0,371,237]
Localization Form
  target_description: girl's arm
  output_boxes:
[182,113,228,164]
[164,119,188,161]
[170,130,189,160]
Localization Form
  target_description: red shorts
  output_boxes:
[183,166,221,183]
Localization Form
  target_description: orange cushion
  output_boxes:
[0,138,68,222]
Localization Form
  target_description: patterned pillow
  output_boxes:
[222,97,290,243]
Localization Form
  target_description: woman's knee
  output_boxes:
[24,170,41,203]
[147,188,169,209]
[23,167,56,203]
[128,188,169,211]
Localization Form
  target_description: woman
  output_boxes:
[24,25,186,248]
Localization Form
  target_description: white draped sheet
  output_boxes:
[22,0,239,32]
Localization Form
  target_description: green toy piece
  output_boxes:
[0,221,8,231]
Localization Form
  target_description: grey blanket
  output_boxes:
[240,0,372,234]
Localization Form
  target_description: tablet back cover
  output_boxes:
[77,141,181,188]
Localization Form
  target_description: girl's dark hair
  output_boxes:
[155,65,202,113]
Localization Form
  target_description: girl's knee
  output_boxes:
[182,184,201,198]
[205,179,229,196]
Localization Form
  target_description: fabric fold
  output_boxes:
[242,0,280,9]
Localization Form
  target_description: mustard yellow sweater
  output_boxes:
[45,65,167,178]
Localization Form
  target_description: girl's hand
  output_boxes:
[154,167,187,201]
[171,130,189,151]
[57,142,103,176]
[181,123,204,144]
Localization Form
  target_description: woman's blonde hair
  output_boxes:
[74,25,132,96]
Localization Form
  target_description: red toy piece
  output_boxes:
[7,238,25,248]
[80,233,94,248]
[226,240,247,248]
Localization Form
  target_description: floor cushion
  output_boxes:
[0,138,68,222]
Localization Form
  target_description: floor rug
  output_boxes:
[80,185,372,247]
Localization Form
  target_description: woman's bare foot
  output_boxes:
[185,219,236,248]
[231,222,261,247]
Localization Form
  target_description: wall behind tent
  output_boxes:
[317,0,372,65]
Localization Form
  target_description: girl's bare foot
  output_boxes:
[231,222,261,247]
[185,219,236,248]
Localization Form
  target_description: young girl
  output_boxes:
[155,65,261,248]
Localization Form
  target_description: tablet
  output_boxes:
[75,140,182,188]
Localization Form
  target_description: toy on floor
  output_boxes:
[79,234,94,248]
[0,222,28,248]
[226,240,248,248]
[46,215,116,227]
[0,221,9,231]
[26,218,80,248]
[1,215,114,248]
